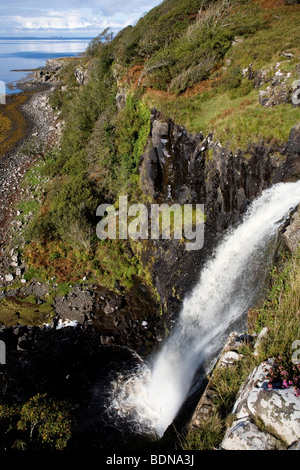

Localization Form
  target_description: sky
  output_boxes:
[0,0,163,37]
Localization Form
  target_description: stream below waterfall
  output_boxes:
[106,181,300,440]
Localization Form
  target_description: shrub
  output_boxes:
[17,394,72,450]
[0,394,72,451]
[114,95,151,191]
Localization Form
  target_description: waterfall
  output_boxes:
[107,181,300,437]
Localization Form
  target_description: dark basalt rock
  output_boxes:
[286,123,300,155]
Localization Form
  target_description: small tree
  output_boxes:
[17,393,72,450]
[86,28,114,56]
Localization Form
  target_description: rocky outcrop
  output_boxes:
[142,112,300,229]
[244,60,300,108]
[220,360,300,450]
[183,329,300,450]
[221,417,282,450]
[74,66,88,85]
[287,122,300,155]
[280,206,300,253]
[0,280,164,357]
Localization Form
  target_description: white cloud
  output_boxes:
[10,10,132,32]
[0,1,162,35]
[14,11,93,30]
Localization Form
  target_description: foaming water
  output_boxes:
[107,182,300,437]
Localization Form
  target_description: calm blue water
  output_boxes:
[0,37,92,94]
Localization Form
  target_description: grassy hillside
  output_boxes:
[12,0,300,293]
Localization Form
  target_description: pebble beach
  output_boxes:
[0,82,61,277]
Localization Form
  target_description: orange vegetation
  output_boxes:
[24,241,91,283]
[120,64,144,89]
[0,92,31,158]
[259,0,284,9]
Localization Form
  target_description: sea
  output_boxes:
[0,37,92,94]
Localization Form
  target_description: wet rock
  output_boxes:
[54,286,94,325]
[0,325,142,450]
[17,334,31,352]
[280,206,300,253]
[186,332,253,438]
[140,110,300,322]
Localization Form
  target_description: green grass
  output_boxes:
[251,249,300,359]
[145,86,300,151]
[226,8,300,72]
[141,2,300,151]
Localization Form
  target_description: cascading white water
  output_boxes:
[108,181,300,437]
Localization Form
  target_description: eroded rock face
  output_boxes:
[220,360,300,450]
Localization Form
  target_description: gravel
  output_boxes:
[0,84,61,281]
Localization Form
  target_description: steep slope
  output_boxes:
[0,0,299,450]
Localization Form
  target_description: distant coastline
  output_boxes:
[0,37,91,94]
[0,37,90,157]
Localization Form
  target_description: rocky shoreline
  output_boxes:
[0,84,61,278]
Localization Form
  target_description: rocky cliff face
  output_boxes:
[139,112,300,325]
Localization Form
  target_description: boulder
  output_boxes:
[221,417,281,450]
[259,86,291,107]
[288,440,300,450]
[247,387,300,447]
[220,360,300,449]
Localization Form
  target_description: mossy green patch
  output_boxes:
[0,296,55,327]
